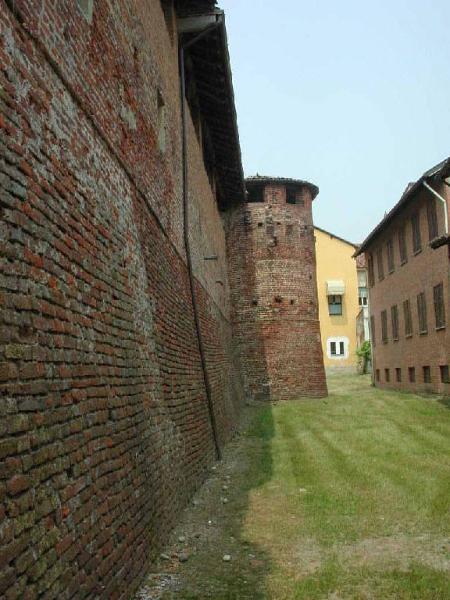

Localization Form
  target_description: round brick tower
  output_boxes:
[227,176,327,401]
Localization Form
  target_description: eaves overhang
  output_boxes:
[245,175,319,200]
[355,157,450,257]
[177,2,246,209]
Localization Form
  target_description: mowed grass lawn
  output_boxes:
[170,372,450,600]
[241,373,450,599]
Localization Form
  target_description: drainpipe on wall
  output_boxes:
[423,180,449,234]
[366,289,376,386]
[178,16,223,460]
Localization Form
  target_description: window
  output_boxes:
[396,368,402,382]
[368,254,375,287]
[381,310,388,343]
[357,270,367,287]
[423,366,431,383]
[427,198,438,240]
[416,292,427,334]
[157,90,167,154]
[440,365,449,384]
[286,186,304,206]
[247,185,264,203]
[386,238,395,273]
[411,212,422,254]
[408,367,416,383]
[403,299,412,336]
[358,287,368,306]
[376,369,380,382]
[398,225,408,264]
[376,247,384,281]
[391,305,399,340]
[328,295,342,316]
[433,282,445,329]
[385,368,390,382]
[370,315,376,346]
[328,338,347,358]
[286,188,296,204]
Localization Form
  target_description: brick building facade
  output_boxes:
[227,177,328,401]
[357,158,450,394]
[0,0,246,597]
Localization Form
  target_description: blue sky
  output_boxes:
[220,0,450,243]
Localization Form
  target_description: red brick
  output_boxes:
[6,475,30,496]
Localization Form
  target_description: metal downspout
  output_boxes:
[423,180,449,235]
[178,22,222,460]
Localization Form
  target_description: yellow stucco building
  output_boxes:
[315,227,368,370]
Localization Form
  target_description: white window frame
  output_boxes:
[327,336,349,360]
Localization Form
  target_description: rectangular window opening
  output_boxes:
[396,368,402,382]
[423,366,431,384]
[376,247,384,281]
[417,292,428,334]
[387,238,395,273]
[368,254,375,287]
[359,287,368,306]
[412,212,422,254]
[247,185,264,203]
[328,295,343,316]
[398,226,408,264]
[385,368,390,382]
[391,305,399,341]
[408,367,416,383]
[427,198,438,240]
[433,282,446,329]
[381,309,388,343]
[440,365,449,384]
[403,299,412,336]
[286,187,297,205]
[376,369,380,382]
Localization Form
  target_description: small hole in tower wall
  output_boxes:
[274,296,283,303]
[290,299,295,305]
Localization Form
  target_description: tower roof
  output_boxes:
[245,175,319,199]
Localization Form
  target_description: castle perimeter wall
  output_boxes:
[0,1,244,597]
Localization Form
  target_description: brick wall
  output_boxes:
[0,1,244,597]
[366,184,450,394]
[227,183,327,401]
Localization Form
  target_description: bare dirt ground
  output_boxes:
[134,405,264,600]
